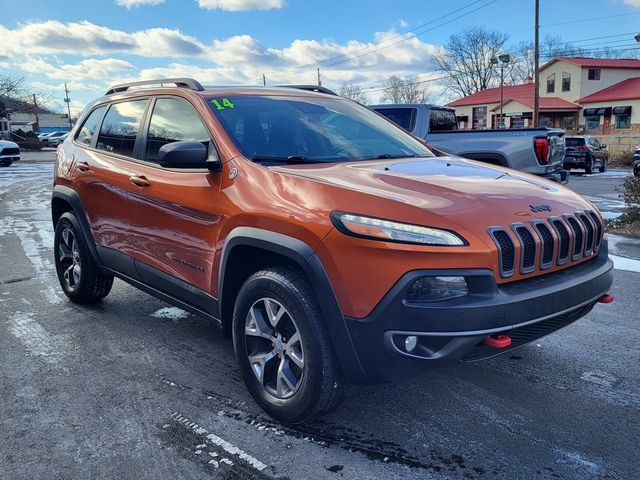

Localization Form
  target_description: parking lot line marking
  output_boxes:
[169,412,269,472]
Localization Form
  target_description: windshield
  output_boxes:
[566,138,586,147]
[208,95,433,164]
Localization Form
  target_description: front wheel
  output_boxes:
[233,268,348,423]
[599,158,608,173]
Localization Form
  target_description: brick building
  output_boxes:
[447,57,640,134]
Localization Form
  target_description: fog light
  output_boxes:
[405,335,418,352]
[407,276,469,302]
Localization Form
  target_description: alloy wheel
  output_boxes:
[244,297,304,399]
[58,227,81,290]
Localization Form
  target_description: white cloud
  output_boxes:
[116,0,164,8]
[21,58,135,81]
[5,19,443,107]
[196,0,283,11]
[398,19,409,28]
[0,21,205,58]
[623,0,640,6]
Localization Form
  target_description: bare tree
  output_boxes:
[381,75,431,104]
[433,27,510,97]
[0,74,26,99]
[338,82,370,104]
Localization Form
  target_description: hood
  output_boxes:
[0,139,18,148]
[273,157,594,227]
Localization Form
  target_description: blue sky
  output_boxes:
[2,0,640,113]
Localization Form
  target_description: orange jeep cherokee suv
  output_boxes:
[52,78,614,422]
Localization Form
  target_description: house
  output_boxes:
[447,57,640,134]
[8,113,72,134]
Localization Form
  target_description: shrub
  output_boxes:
[610,151,635,168]
[620,175,640,221]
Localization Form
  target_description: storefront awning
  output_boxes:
[612,106,632,115]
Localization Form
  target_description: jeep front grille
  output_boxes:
[488,210,603,278]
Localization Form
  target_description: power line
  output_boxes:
[318,0,499,69]
[259,0,499,81]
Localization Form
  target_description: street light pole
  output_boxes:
[533,0,540,127]
[492,54,511,129]
[499,62,505,128]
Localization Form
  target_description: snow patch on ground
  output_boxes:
[151,307,190,321]
[7,311,75,369]
[610,254,640,273]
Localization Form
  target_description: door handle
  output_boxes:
[129,175,151,188]
[76,162,91,172]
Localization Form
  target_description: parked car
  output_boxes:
[42,132,69,146]
[633,145,640,177]
[0,139,20,166]
[38,131,64,140]
[52,78,614,423]
[370,104,568,184]
[563,136,609,174]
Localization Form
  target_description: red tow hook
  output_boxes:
[597,294,615,304]
[484,334,512,349]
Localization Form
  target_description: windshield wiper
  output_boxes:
[252,155,314,164]
[373,154,418,159]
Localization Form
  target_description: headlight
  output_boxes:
[331,212,467,246]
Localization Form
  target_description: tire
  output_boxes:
[599,158,608,173]
[585,156,594,175]
[233,267,348,423]
[54,212,113,303]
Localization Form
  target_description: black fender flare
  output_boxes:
[219,227,369,383]
[51,185,102,265]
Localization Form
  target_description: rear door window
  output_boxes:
[429,110,458,132]
[144,98,212,164]
[75,106,107,146]
[375,108,417,132]
[96,100,148,157]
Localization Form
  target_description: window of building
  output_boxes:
[510,116,524,128]
[562,72,571,92]
[96,100,148,157]
[588,69,601,80]
[615,115,631,129]
[585,116,600,130]
[145,98,212,164]
[75,106,106,146]
[562,115,576,131]
[472,106,487,129]
[546,73,555,93]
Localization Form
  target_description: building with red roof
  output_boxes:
[446,57,640,134]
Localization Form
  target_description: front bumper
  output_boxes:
[344,241,613,383]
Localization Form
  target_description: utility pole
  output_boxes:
[32,94,40,132]
[64,83,73,129]
[262,74,266,86]
[533,0,540,127]
[317,68,321,86]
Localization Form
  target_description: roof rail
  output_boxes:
[277,85,338,96]
[105,78,204,95]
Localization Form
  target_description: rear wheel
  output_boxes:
[54,212,114,303]
[233,268,348,423]
[585,156,594,175]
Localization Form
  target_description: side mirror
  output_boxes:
[157,141,219,170]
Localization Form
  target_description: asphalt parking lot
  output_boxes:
[1,155,639,479]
